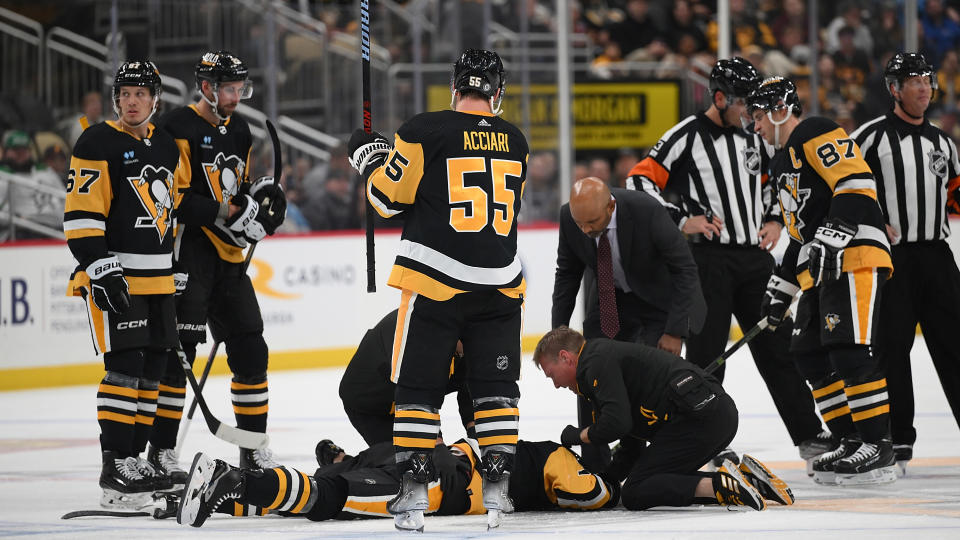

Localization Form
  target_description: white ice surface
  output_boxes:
[1,340,958,538]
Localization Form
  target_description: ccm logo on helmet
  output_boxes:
[117,319,148,330]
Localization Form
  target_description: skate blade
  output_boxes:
[100,489,152,510]
[835,465,898,486]
[393,511,424,533]
[805,459,814,477]
[177,453,216,526]
[812,470,837,486]
[896,461,908,478]
[487,509,503,530]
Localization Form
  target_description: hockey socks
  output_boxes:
[132,378,158,454]
[811,375,855,437]
[97,371,139,455]
[231,374,269,433]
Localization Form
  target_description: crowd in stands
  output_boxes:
[3,0,960,241]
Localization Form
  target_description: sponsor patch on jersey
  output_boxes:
[127,164,175,241]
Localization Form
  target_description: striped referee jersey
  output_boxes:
[625,112,780,246]
[852,111,960,243]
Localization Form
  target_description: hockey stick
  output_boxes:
[62,493,179,520]
[174,340,220,457]
[175,346,269,449]
[704,309,791,375]
[360,0,376,293]
[241,119,283,274]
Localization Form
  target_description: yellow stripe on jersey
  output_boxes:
[543,446,611,510]
[65,156,113,219]
[367,134,426,217]
[201,227,245,263]
[388,266,464,301]
[174,138,193,202]
[842,245,892,272]
[802,127,872,191]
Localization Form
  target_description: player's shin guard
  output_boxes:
[231,373,268,433]
[390,404,439,531]
[132,378,158,454]
[473,396,519,529]
[97,371,139,454]
[831,346,891,443]
[150,350,186,449]
[810,374,855,438]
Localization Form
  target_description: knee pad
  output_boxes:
[829,345,880,383]
[103,349,146,378]
[478,450,515,482]
[225,333,268,378]
[103,370,139,390]
[160,349,187,387]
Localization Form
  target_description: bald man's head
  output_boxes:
[569,177,615,238]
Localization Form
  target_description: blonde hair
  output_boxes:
[532,326,585,368]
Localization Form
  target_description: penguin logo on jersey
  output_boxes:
[742,146,761,176]
[928,149,948,178]
[202,152,245,202]
[824,313,841,332]
[777,172,811,242]
[128,165,175,241]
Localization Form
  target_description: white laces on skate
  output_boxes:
[157,448,185,473]
[252,447,280,468]
[844,442,878,464]
[117,457,147,481]
[135,456,160,477]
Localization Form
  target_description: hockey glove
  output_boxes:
[760,274,799,330]
[560,424,582,447]
[86,255,131,314]
[433,443,460,494]
[807,218,858,286]
[248,175,287,227]
[226,194,271,241]
[347,129,391,179]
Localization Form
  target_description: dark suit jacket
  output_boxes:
[551,188,706,338]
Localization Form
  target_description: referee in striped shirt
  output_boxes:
[626,58,826,462]
[852,52,960,474]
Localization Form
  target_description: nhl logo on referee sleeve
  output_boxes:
[742,147,761,176]
[928,149,947,178]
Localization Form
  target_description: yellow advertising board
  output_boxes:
[427,81,680,151]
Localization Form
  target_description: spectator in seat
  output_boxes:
[0,130,64,239]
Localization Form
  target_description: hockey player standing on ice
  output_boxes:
[748,77,898,486]
[149,50,286,480]
[625,57,827,468]
[63,61,187,507]
[851,53,960,477]
[532,326,794,512]
[348,48,528,532]
[176,436,618,527]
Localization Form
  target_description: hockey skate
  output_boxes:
[134,455,174,491]
[738,454,794,505]
[177,452,245,527]
[798,430,839,476]
[239,446,280,470]
[99,451,155,510]
[893,444,912,477]
[834,440,898,486]
[386,471,429,532]
[715,459,765,511]
[811,437,859,486]
[148,445,187,488]
[480,451,514,530]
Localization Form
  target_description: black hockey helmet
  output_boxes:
[747,76,802,117]
[452,48,505,101]
[195,50,250,90]
[884,52,937,95]
[113,60,162,102]
[709,57,761,99]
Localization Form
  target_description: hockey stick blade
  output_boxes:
[62,510,150,519]
[176,348,269,449]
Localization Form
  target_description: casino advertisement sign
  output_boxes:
[427,81,680,151]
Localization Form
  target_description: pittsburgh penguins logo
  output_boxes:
[128,165,175,241]
[824,313,841,332]
[777,172,811,242]
[742,146,761,176]
[202,152,245,202]
[928,149,948,178]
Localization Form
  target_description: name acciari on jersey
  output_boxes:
[159,104,253,262]
[768,117,892,290]
[366,110,529,300]
[63,121,186,295]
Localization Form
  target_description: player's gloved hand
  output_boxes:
[248,176,287,229]
[433,443,460,494]
[315,439,346,467]
[86,255,131,314]
[560,424,582,447]
[226,194,271,241]
[760,274,799,330]
[807,218,858,286]
[347,129,391,179]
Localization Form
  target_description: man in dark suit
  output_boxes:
[552,176,706,469]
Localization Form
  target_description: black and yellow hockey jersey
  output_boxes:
[367,110,529,301]
[157,104,253,263]
[768,117,892,290]
[64,120,186,296]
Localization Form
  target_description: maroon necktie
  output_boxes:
[597,229,620,339]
